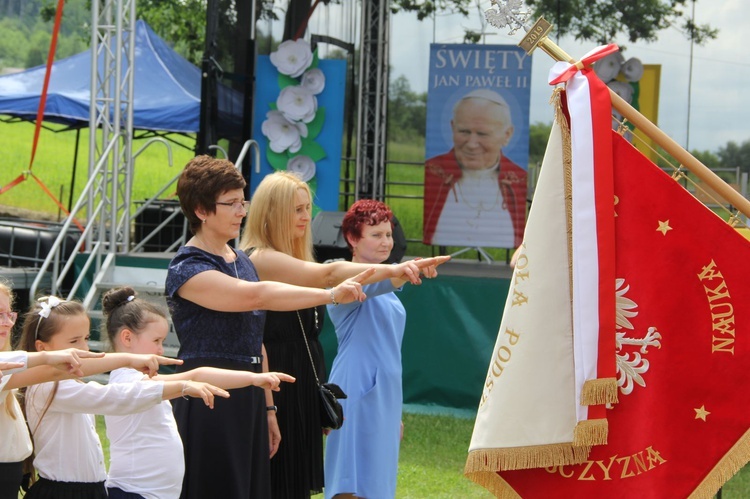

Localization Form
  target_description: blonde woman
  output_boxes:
[240,171,448,498]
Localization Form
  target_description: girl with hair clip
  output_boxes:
[0,280,106,497]
[101,286,295,499]
[239,171,449,499]
[16,296,230,499]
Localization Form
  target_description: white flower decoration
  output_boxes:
[277,85,318,124]
[301,68,326,95]
[261,110,308,154]
[38,296,62,319]
[287,155,316,182]
[593,52,624,83]
[608,80,634,104]
[621,57,644,82]
[270,39,314,78]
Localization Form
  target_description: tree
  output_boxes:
[717,140,750,174]
[392,0,717,45]
[528,121,552,167]
[525,0,717,45]
[387,75,427,143]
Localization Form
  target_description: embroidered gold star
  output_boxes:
[694,405,710,421]
[657,220,672,235]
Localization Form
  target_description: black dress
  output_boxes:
[265,306,326,498]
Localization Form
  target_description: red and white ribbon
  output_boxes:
[548,44,618,424]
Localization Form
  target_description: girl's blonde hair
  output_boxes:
[0,279,17,418]
[240,171,315,262]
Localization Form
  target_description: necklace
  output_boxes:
[194,234,239,278]
[195,235,229,257]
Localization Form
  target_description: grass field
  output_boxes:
[94,411,495,498]
[94,411,750,498]
[0,121,195,219]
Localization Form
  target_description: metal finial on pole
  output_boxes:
[485,5,750,220]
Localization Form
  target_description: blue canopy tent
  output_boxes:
[0,19,242,136]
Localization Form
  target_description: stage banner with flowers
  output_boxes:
[251,40,346,212]
[466,74,750,499]
[423,43,531,249]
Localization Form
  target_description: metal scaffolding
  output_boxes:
[355,0,390,201]
[87,0,136,255]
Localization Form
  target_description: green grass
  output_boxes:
[94,412,494,497]
[0,121,195,218]
[95,412,750,497]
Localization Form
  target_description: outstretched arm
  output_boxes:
[26,349,106,377]
[250,248,450,288]
[178,267,375,313]
[3,353,183,391]
[160,380,229,409]
[0,362,24,378]
[155,366,295,391]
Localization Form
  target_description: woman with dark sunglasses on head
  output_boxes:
[166,156,373,499]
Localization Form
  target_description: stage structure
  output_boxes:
[28,0,185,353]
[29,0,140,300]
[24,0,395,353]
[355,0,390,201]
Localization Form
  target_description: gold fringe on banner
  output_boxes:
[689,428,750,499]
[550,88,576,329]
[573,418,608,446]
[464,442,590,474]
[580,377,619,406]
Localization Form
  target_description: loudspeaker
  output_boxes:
[0,218,80,268]
[311,211,407,264]
[134,200,185,252]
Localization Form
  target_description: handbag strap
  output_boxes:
[296,310,322,385]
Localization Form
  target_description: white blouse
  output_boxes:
[106,368,184,499]
[0,375,33,463]
[26,378,164,483]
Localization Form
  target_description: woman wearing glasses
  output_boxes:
[166,156,373,499]
[239,171,449,499]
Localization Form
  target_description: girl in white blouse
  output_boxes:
[101,286,295,499]
[2,282,107,498]
[15,296,231,499]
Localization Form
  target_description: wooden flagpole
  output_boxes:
[518,17,750,220]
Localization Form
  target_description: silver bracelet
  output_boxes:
[181,381,189,400]
[330,289,339,306]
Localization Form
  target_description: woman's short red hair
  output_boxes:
[341,199,393,251]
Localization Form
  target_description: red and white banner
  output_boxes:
[466,48,750,497]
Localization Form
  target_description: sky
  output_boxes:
[300,0,748,154]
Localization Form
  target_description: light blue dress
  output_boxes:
[324,280,406,499]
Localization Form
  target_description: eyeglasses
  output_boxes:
[215,200,250,212]
[0,311,17,325]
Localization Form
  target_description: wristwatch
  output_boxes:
[266,405,278,413]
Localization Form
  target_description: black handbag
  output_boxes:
[296,310,347,430]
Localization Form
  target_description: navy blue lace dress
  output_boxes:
[166,246,269,499]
